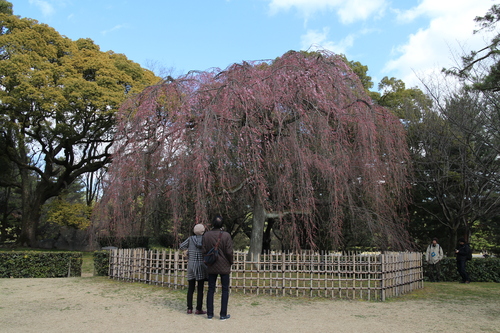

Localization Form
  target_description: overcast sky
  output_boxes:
[13,0,498,90]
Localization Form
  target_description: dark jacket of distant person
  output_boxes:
[456,241,471,261]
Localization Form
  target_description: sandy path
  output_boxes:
[1,277,499,333]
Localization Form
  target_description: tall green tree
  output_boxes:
[409,90,500,254]
[373,74,500,254]
[439,3,500,253]
[0,10,159,245]
[375,76,432,121]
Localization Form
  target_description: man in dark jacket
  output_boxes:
[203,215,233,321]
[455,238,471,284]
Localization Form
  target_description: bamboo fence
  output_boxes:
[108,249,423,301]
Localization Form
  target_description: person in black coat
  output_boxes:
[202,215,233,321]
[455,238,471,284]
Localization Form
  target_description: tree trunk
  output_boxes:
[248,195,266,261]
[19,201,42,247]
[448,228,458,257]
[262,218,276,252]
[17,162,49,247]
[0,187,12,243]
[0,214,8,243]
[18,167,42,246]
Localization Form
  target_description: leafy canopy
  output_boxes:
[0,9,159,245]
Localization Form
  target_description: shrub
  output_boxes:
[98,236,149,249]
[424,257,500,282]
[0,252,82,278]
[93,250,110,276]
[155,234,175,248]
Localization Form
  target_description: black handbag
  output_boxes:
[204,231,222,266]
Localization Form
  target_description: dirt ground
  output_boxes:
[1,277,499,333]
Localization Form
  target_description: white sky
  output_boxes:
[14,0,498,90]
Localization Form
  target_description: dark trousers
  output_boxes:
[457,259,470,282]
[207,273,230,317]
[187,279,205,311]
[428,262,441,282]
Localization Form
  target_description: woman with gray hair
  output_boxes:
[179,224,208,314]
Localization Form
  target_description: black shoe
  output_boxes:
[220,315,231,321]
[207,315,213,320]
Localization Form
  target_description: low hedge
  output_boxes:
[98,236,149,249]
[424,257,500,282]
[93,250,110,276]
[0,251,82,278]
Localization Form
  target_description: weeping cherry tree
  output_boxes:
[95,51,412,256]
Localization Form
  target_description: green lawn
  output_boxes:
[389,281,500,304]
[81,251,94,275]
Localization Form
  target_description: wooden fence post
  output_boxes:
[380,253,386,301]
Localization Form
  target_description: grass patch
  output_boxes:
[389,282,500,304]
[81,252,94,275]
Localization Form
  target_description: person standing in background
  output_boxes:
[455,238,471,284]
[425,237,444,282]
